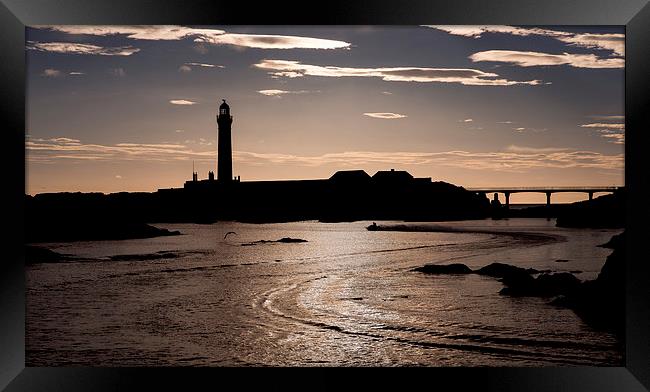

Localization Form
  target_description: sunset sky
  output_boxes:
[26,25,624,203]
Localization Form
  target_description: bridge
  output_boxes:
[465,186,623,209]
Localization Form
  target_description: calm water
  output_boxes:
[26,218,623,366]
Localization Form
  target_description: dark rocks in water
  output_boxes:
[598,231,625,249]
[553,231,625,336]
[475,262,539,278]
[109,251,180,261]
[500,272,581,297]
[554,259,569,263]
[412,263,472,275]
[278,237,307,243]
[25,245,72,264]
[242,237,308,246]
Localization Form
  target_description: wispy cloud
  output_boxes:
[424,25,570,39]
[235,149,622,172]
[27,41,140,56]
[41,68,62,77]
[363,112,407,119]
[69,71,85,75]
[425,26,624,56]
[581,123,625,144]
[580,123,625,130]
[180,62,225,72]
[36,26,352,50]
[169,99,197,105]
[469,50,624,69]
[556,33,625,57]
[185,62,224,68]
[253,59,542,86]
[257,89,311,97]
[26,136,622,171]
[590,115,624,121]
[26,137,213,163]
[460,118,473,122]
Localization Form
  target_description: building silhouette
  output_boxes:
[217,99,233,182]
[168,99,491,222]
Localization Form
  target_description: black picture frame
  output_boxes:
[1,0,648,390]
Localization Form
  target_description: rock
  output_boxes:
[277,237,308,243]
[500,272,581,297]
[598,231,625,249]
[551,231,625,336]
[475,262,539,278]
[555,259,569,263]
[242,237,308,246]
[412,263,472,274]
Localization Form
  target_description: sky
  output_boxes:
[26,25,624,203]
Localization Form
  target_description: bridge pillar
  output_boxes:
[504,192,510,210]
[545,192,552,220]
[588,191,594,201]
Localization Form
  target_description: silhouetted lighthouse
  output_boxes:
[217,99,233,182]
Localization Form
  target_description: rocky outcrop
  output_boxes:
[552,232,625,335]
[412,264,473,274]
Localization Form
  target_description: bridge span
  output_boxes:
[465,186,623,208]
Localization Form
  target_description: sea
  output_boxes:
[26,218,624,366]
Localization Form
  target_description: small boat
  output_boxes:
[366,222,379,231]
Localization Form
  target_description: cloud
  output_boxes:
[580,123,625,130]
[363,112,407,119]
[424,25,571,39]
[69,71,85,75]
[26,136,622,171]
[425,26,624,56]
[253,59,542,86]
[598,131,625,144]
[27,41,140,56]
[469,50,624,69]
[109,68,126,77]
[180,62,225,72]
[514,127,526,132]
[590,115,624,121]
[557,33,625,56]
[498,121,514,124]
[581,123,625,144]
[233,148,622,172]
[460,118,473,122]
[41,68,62,77]
[175,129,185,133]
[185,62,224,68]
[26,137,215,163]
[381,91,393,95]
[194,33,351,50]
[257,89,311,97]
[504,145,567,153]
[169,99,197,105]
[115,175,122,179]
[37,26,351,50]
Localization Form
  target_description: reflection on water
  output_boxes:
[26,219,623,366]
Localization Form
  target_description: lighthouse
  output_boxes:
[217,99,233,182]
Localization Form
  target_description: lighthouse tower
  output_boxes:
[217,99,233,182]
